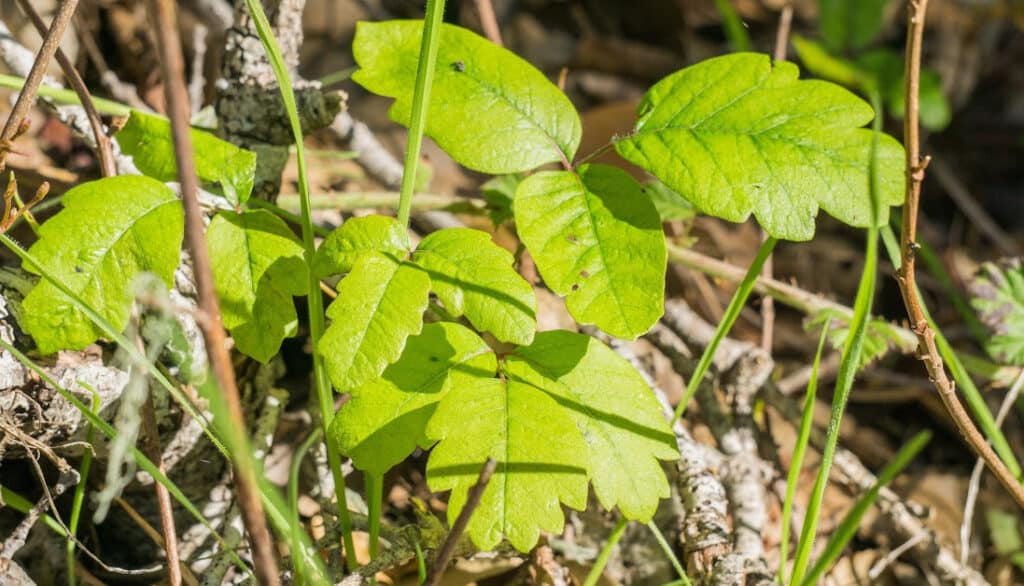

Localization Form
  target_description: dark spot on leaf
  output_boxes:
[74,266,83,273]
[571,283,579,291]
[579,270,590,278]
[452,60,465,72]
[566,234,578,243]
[428,356,439,362]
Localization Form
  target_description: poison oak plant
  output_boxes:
[8,18,906,558]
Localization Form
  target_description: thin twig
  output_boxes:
[145,1,280,584]
[0,0,79,169]
[15,0,114,177]
[472,0,503,46]
[960,369,1024,564]
[894,0,1024,511]
[868,530,929,581]
[426,458,498,586]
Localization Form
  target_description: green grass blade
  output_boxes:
[647,520,692,586]
[0,73,131,116]
[584,517,630,586]
[66,384,100,585]
[397,0,448,227]
[712,0,752,52]
[801,430,931,585]
[790,91,884,585]
[1,484,68,536]
[289,429,323,586]
[779,319,831,583]
[673,236,777,423]
[240,0,358,567]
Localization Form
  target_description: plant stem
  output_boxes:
[366,472,383,562]
[779,318,830,583]
[583,517,629,586]
[646,520,691,586]
[672,236,777,423]
[894,0,1024,510]
[239,0,359,566]
[397,0,447,227]
[66,389,100,586]
[289,429,322,586]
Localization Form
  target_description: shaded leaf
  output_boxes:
[318,253,430,391]
[507,330,677,520]
[645,179,696,222]
[117,110,257,205]
[819,0,889,53]
[615,53,906,241]
[481,174,521,226]
[515,164,665,339]
[329,322,495,474]
[313,215,409,279]
[352,20,581,173]
[207,210,308,363]
[426,376,588,551]
[969,259,1024,365]
[22,176,183,354]
[413,228,536,345]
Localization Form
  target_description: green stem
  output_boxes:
[673,236,777,423]
[289,429,323,586]
[779,319,830,583]
[366,472,384,562]
[646,521,691,586]
[0,73,131,116]
[66,387,100,585]
[584,518,629,586]
[239,0,358,569]
[397,0,447,227]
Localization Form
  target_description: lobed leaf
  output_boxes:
[969,259,1024,365]
[207,210,308,363]
[329,322,495,474]
[117,110,258,205]
[313,215,410,279]
[22,176,183,354]
[515,164,666,339]
[426,376,588,552]
[352,20,581,174]
[507,330,677,521]
[614,52,905,241]
[318,252,430,391]
[413,228,536,345]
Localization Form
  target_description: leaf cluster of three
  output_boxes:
[17,18,906,552]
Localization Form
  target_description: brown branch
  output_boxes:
[0,0,79,169]
[895,0,1024,511]
[15,0,115,177]
[426,458,498,586]
[472,0,503,46]
[145,0,281,583]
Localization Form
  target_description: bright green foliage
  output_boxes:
[330,322,495,474]
[319,253,430,391]
[207,210,309,363]
[413,228,536,345]
[819,0,889,53]
[22,176,183,354]
[808,309,913,369]
[614,53,905,241]
[645,180,696,222]
[313,215,410,279]
[515,164,666,339]
[426,376,588,551]
[792,37,951,131]
[506,331,677,520]
[480,174,521,226]
[116,110,258,206]
[352,20,581,174]
[969,260,1024,365]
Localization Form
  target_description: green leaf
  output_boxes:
[313,215,410,279]
[506,331,677,521]
[426,376,588,552]
[819,0,889,52]
[412,228,536,345]
[207,210,309,363]
[515,164,666,339]
[645,179,696,222]
[481,174,521,226]
[855,50,951,131]
[352,20,581,174]
[117,110,258,206]
[614,53,906,241]
[987,508,1024,572]
[329,322,495,474]
[318,252,430,391]
[808,309,913,370]
[969,259,1024,365]
[22,176,183,354]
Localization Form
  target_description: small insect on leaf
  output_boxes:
[452,60,465,72]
